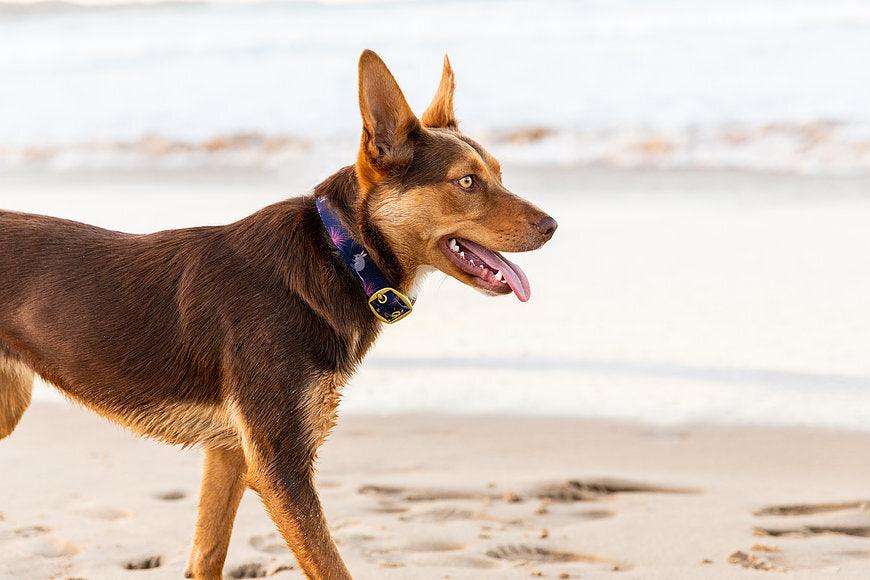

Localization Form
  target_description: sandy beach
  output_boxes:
[1,402,869,579]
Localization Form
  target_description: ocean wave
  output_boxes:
[3,0,869,162]
[0,0,397,15]
[4,122,870,175]
[491,122,870,175]
[0,0,205,15]
[0,132,311,170]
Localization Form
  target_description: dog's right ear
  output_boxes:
[421,55,457,130]
[357,50,419,183]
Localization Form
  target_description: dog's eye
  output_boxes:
[458,175,474,190]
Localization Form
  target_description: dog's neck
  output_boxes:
[313,166,411,294]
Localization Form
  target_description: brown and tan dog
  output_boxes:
[0,50,555,579]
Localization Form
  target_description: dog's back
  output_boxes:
[0,210,103,438]
[0,209,229,443]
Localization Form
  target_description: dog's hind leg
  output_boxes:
[0,348,34,440]
[185,446,247,580]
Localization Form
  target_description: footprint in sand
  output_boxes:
[396,540,499,570]
[403,539,465,553]
[530,478,696,503]
[359,477,694,505]
[154,489,187,501]
[575,509,615,520]
[368,502,409,515]
[249,533,289,555]
[358,484,495,503]
[407,553,500,569]
[738,500,870,573]
[728,549,786,573]
[13,525,51,538]
[228,561,295,578]
[364,537,468,567]
[402,506,494,523]
[124,555,162,570]
[755,501,870,516]
[73,502,130,521]
[754,525,870,538]
[485,544,603,564]
[34,537,80,558]
[753,500,870,538]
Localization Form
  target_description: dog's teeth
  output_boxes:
[495,270,504,281]
[469,259,474,266]
[479,264,485,270]
[449,239,459,252]
[459,251,465,259]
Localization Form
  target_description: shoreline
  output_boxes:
[27,389,870,436]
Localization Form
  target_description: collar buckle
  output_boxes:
[368,288,414,324]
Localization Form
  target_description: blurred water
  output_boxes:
[2,0,870,172]
[4,167,870,430]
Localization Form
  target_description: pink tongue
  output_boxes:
[459,239,531,302]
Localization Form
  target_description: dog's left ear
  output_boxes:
[421,55,457,130]
[358,49,419,178]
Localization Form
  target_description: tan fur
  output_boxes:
[0,355,34,439]
[63,394,240,449]
[421,55,457,130]
[302,373,346,452]
[230,404,352,580]
[252,475,349,580]
[185,447,247,580]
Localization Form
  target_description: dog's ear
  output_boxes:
[421,54,457,130]
[357,50,418,178]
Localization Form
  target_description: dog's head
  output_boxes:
[354,50,556,302]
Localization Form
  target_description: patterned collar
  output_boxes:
[315,197,414,324]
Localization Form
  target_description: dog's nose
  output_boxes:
[536,215,558,240]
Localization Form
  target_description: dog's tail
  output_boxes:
[0,344,34,440]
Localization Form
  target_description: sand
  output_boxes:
[1,402,869,579]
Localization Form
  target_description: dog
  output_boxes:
[0,50,556,579]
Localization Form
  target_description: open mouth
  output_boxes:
[438,236,531,302]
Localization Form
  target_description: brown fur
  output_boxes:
[0,50,555,579]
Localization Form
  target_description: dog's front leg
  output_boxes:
[185,446,247,580]
[252,466,350,580]
[232,406,351,579]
